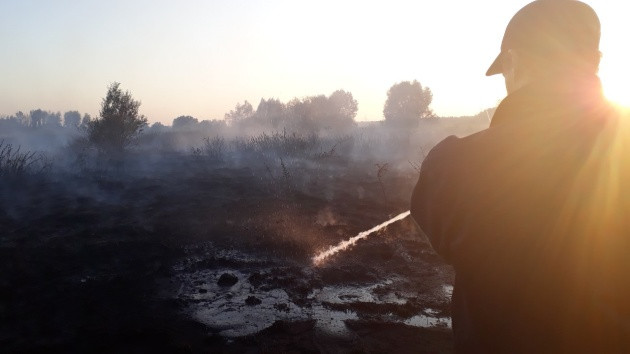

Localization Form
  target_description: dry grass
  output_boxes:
[0,140,49,178]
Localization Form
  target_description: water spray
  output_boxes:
[312,211,411,266]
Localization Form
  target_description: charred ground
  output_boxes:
[0,122,486,353]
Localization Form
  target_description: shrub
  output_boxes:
[0,141,49,178]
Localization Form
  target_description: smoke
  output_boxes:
[0,106,487,242]
[312,211,411,266]
[315,207,337,227]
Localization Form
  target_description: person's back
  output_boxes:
[410,1,630,352]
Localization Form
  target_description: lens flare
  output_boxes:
[312,211,411,266]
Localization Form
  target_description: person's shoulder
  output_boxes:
[427,135,460,157]
[420,134,480,180]
[423,135,461,169]
[425,128,492,165]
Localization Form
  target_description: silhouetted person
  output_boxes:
[411,1,630,353]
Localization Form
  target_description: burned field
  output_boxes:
[0,126,482,353]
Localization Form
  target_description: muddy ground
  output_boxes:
[1,152,455,353]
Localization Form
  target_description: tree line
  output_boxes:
[0,80,437,156]
[172,80,434,132]
[0,109,92,130]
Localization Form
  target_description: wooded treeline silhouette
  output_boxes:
[0,80,492,169]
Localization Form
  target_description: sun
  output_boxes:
[598,50,630,108]
[602,75,630,108]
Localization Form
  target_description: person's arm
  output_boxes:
[410,135,464,264]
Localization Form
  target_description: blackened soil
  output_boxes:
[0,157,454,353]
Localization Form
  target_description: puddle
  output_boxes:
[308,279,406,305]
[405,307,452,328]
[193,288,303,337]
[191,287,359,337]
[405,314,452,328]
[177,267,361,337]
[175,263,453,337]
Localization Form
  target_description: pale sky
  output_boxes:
[0,1,628,124]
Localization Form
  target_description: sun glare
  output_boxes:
[602,75,630,108]
[599,45,630,108]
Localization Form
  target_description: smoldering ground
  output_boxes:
[0,117,486,353]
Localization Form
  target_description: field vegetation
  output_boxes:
[0,83,490,353]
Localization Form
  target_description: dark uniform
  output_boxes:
[410,2,630,352]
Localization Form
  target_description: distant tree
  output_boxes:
[64,111,81,128]
[473,107,497,122]
[383,80,434,127]
[285,90,357,133]
[87,82,148,155]
[198,119,227,131]
[15,111,28,126]
[286,97,309,130]
[228,91,357,133]
[327,89,358,126]
[0,115,20,129]
[172,115,199,129]
[44,112,62,127]
[224,100,253,125]
[151,121,165,130]
[29,109,47,128]
[286,96,322,133]
[146,122,168,134]
[255,98,286,128]
[80,113,92,129]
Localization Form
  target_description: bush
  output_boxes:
[233,131,319,158]
[202,136,226,160]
